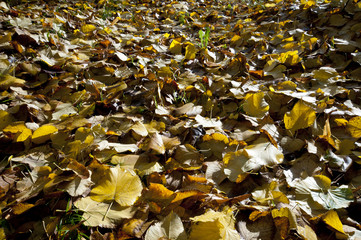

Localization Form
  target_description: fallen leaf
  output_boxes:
[32,125,58,144]
[284,101,316,132]
[75,197,136,228]
[145,211,187,240]
[90,166,143,206]
[347,116,361,138]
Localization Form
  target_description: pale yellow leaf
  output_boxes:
[90,166,142,206]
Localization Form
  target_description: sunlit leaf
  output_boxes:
[81,24,96,33]
[90,166,143,206]
[189,208,239,240]
[145,212,187,240]
[322,210,345,234]
[284,101,316,132]
[32,125,58,144]
[242,92,269,118]
[293,175,353,209]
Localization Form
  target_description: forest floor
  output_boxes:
[0,0,361,239]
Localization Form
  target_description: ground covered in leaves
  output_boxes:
[0,0,361,239]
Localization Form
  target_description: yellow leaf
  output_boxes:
[15,128,32,142]
[347,116,361,138]
[334,118,348,127]
[336,139,355,155]
[322,210,345,234]
[184,42,197,60]
[277,80,297,90]
[278,50,300,66]
[169,39,182,54]
[271,208,297,229]
[203,132,229,144]
[144,183,176,206]
[242,92,269,118]
[190,208,239,240]
[0,74,25,90]
[172,190,202,203]
[271,191,290,204]
[90,166,142,206]
[32,125,58,144]
[301,0,316,7]
[0,110,14,130]
[12,203,34,215]
[313,175,331,189]
[284,101,316,132]
[157,66,173,78]
[3,121,27,134]
[230,35,242,47]
[81,24,96,33]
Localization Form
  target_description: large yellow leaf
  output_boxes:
[284,101,316,132]
[189,208,239,240]
[184,42,197,60]
[322,210,345,234]
[242,92,269,118]
[169,39,182,54]
[32,125,58,144]
[347,116,361,138]
[90,166,142,206]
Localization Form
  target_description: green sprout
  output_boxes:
[199,27,210,49]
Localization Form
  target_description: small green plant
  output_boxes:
[199,27,210,49]
[56,202,89,240]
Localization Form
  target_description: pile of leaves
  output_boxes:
[0,0,361,239]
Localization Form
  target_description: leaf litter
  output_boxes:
[0,0,361,239]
